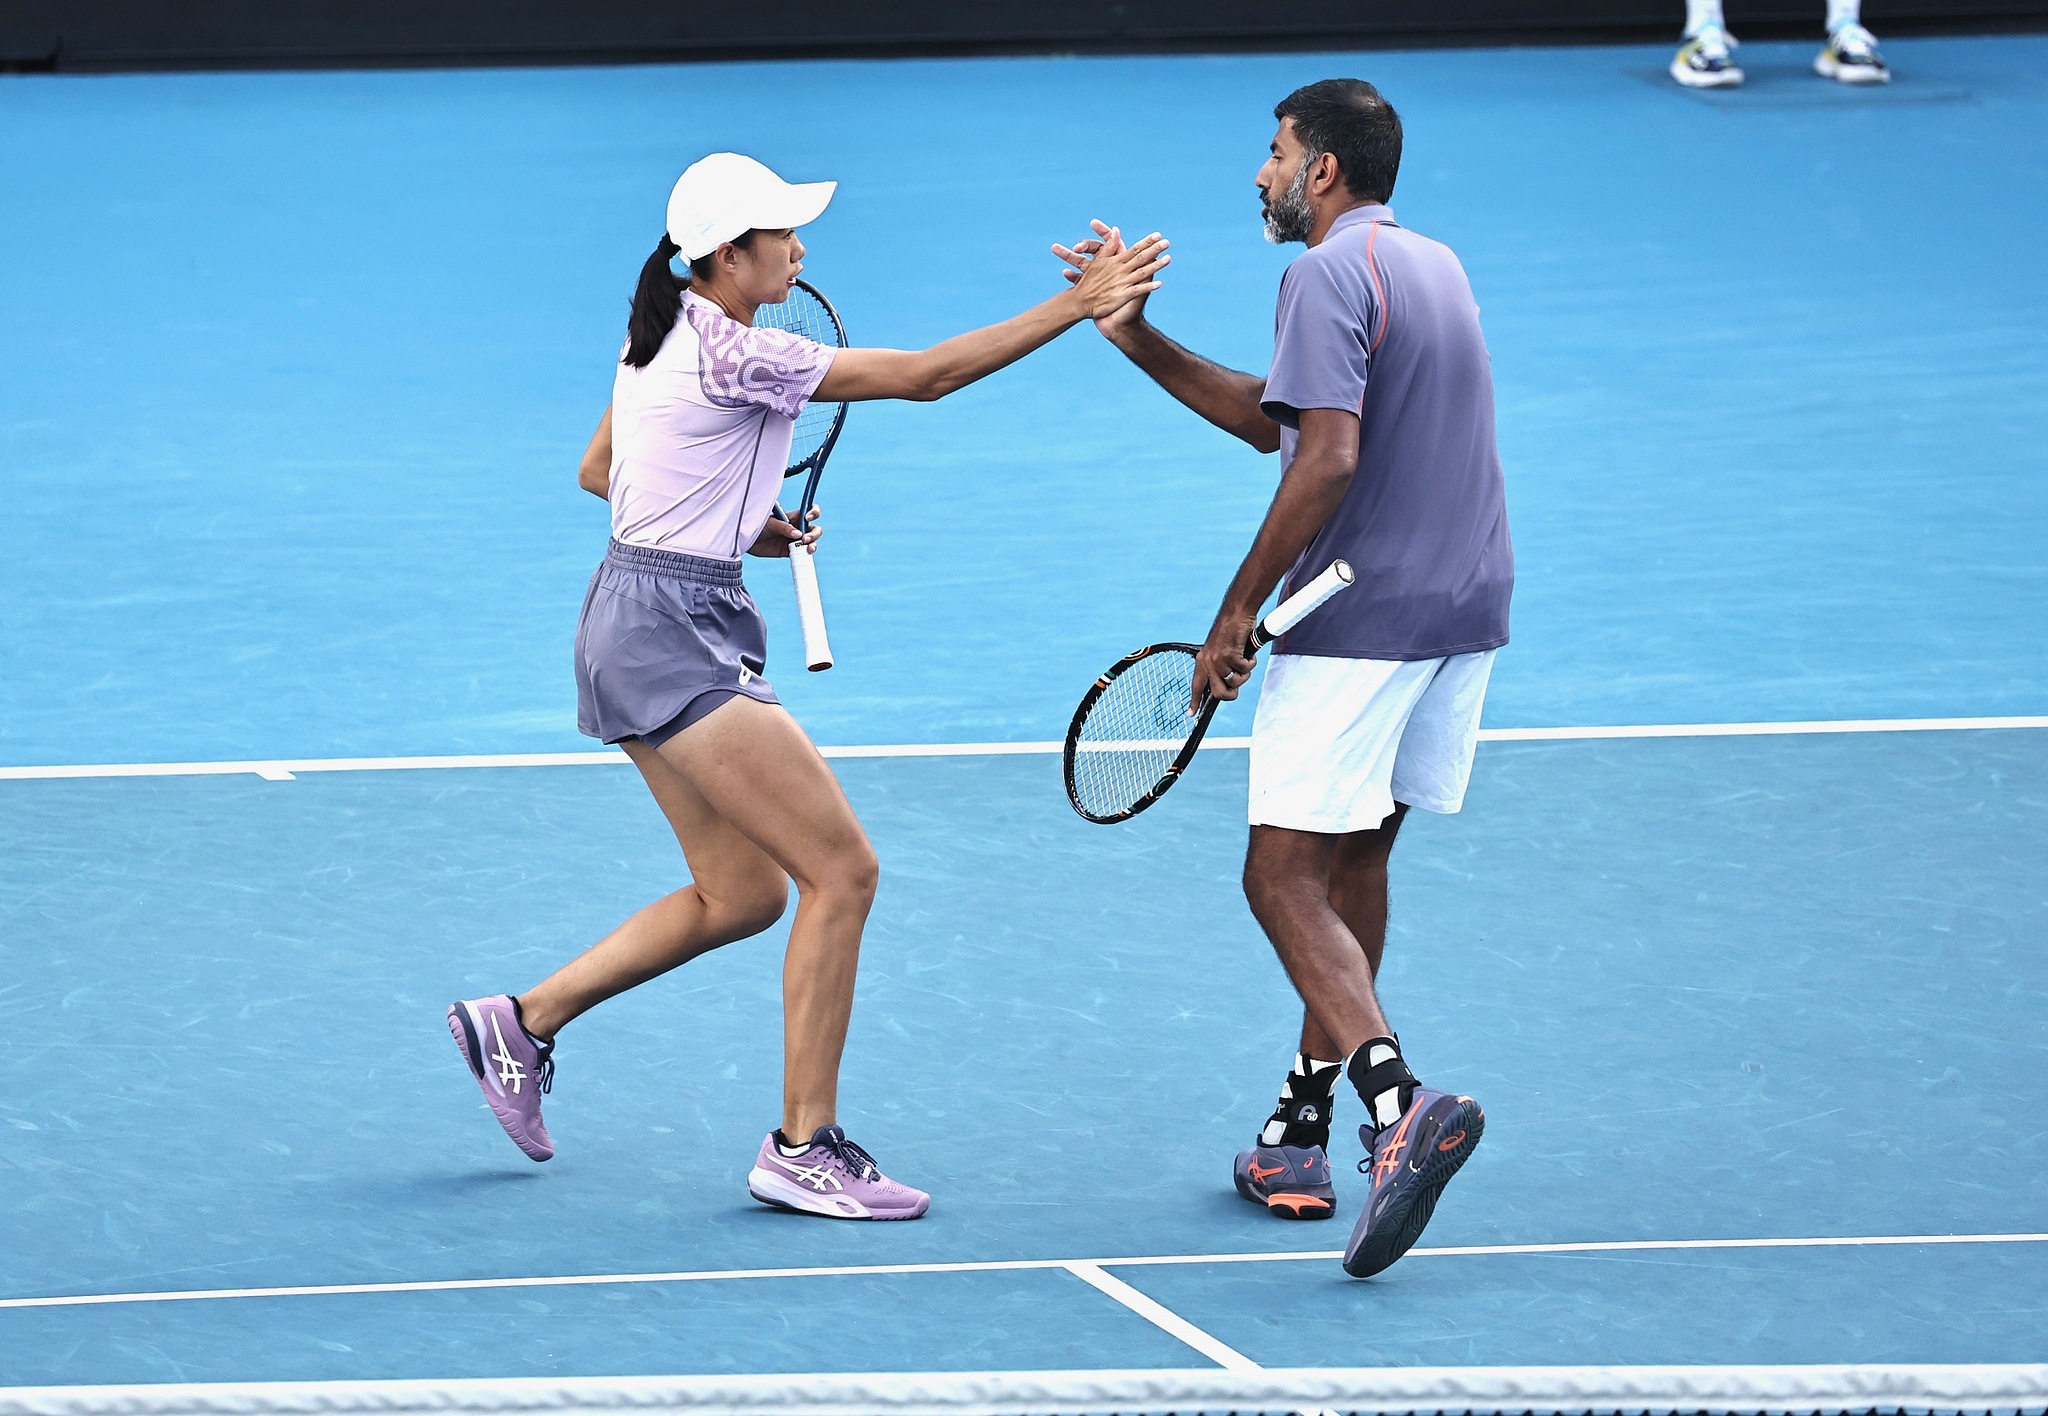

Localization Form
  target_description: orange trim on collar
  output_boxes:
[1364,221,1390,354]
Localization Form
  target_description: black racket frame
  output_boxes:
[1062,606,1294,824]
[1061,642,1216,825]
[766,278,849,529]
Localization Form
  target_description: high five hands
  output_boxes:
[1055,220,1168,328]
[1053,219,1162,334]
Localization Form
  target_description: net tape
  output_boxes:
[6,1366,2045,1416]
[752,285,845,471]
[1071,649,1201,816]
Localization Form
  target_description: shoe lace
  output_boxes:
[823,1130,881,1181]
[1694,25,1735,57]
[1832,22,1876,54]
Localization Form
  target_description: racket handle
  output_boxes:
[1249,559,1353,652]
[789,542,834,672]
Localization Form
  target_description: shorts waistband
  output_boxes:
[604,539,745,585]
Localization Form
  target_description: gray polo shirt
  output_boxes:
[1261,204,1513,660]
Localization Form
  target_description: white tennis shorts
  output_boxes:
[1248,649,1497,833]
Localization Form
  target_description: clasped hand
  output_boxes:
[1053,218,1165,334]
[748,505,821,558]
[1191,606,1259,714]
[1054,221,1169,326]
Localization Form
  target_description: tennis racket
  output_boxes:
[1063,560,1355,824]
[754,279,848,672]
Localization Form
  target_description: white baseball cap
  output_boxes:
[665,153,836,262]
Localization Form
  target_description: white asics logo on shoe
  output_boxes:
[780,1159,843,1193]
[488,1014,528,1095]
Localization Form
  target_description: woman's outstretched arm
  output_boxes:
[813,230,1167,404]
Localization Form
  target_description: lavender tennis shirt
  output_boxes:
[1261,205,1513,660]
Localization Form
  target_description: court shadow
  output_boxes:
[1625,65,1975,108]
[720,1198,818,1227]
[409,1172,544,1188]
[382,1167,549,1195]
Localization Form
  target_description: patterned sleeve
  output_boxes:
[686,301,835,419]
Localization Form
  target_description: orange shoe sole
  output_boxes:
[1265,1192,1335,1221]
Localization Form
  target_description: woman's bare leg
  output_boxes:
[516,737,791,1041]
[651,696,879,1141]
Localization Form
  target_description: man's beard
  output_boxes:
[1262,156,1316,245]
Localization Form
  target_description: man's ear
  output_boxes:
[1312,151,1343,197]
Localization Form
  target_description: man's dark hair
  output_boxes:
[1274,79,1402,204]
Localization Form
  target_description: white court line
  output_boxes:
[0,715,2042,782]
[1063,1262,1261,1373]
[7,1231,2042,1312]
[1479,714,2048,742]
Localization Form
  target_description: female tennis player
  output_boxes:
[448,153,1167,1220]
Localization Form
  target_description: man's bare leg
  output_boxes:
[1235,816,1409,1220]
[1244,825,1392,1057]
[1247,806,1420,1123]
[1242,806,1481,1274]
[1298,804,1407,1061]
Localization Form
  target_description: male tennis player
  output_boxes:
[1056,79,1512,1277]
[449,153,1165,1220]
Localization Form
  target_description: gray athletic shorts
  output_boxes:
[575,539,780,749]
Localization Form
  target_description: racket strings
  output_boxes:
[755,285,846,471]
[1069,650,1203,818]
[756,286,838,344]
[787,401,839,469]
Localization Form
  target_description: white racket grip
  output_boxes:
[1252,559,1354,649]
[789,543,834,672]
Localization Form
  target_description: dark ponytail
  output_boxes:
[622,229,761,368]
[623,235,684,369]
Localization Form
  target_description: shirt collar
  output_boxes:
[1326,203,1395,237]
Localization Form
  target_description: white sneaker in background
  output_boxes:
[1672,26,1745,89]
[1816,23,1892,83]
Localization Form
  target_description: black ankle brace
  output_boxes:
[1266,1057,1341,1149]
[1346,1041,1417,1122]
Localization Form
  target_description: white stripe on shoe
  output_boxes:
[747,1167,873,1219]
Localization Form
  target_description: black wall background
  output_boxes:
[4,0,2045,71]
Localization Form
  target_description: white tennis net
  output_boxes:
[5,1365,2046,1416]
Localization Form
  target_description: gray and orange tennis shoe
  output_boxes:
[1233,1143,1337,1220]
[1342,1086,1484,1278]
[748,1125,930,1220]
[447,994,555,1162]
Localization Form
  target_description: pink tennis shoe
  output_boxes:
[448,996,924,1218]
[747,1125,930,1220]
[448,995,555,1162]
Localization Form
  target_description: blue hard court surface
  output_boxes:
[1,33,2045,1389]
